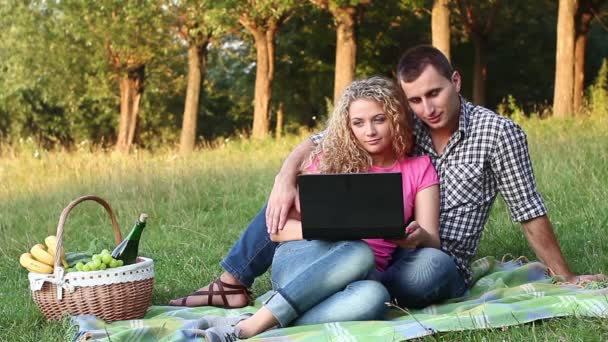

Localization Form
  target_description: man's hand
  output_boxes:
[522,216,606,285]
[266,174,298,234]
[390,221,428,249]
[564,273,606,285]
[265,139,314,234]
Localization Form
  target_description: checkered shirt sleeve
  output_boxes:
[491,121,547,222]
[309,131,325,145]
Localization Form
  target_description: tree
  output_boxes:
[311,0,371,104]
[455,0,501,106]
[432,0,451,61]
[0,1,119,148]
[235,0,295,139]
[55,1,172,152]
[180,30,209,154]
[275,102,285,137]
[270,5,334,130]
[0,2,74,146]
[553,0,578,118]
[574,0,606,112]
[170,1,228,154]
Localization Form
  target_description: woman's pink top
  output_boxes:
[304,155,438,271]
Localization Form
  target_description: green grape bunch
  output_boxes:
[67,249,124,272]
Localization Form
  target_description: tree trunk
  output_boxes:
[573,1,598,112]
[472,35,487,106]
[331,6,358,104]
[240,12,283,139]
[116,65,145,153]
[126,89,141,146]
[116,77,131,152]
[455,0,500,107]
[275,101,284,138]
[553,0,578,118]
[179,41,209,154]
[432,0,451,61]
[573,16,590,112]
[249,25,277,139]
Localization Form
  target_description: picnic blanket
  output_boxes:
[72,256,608,341]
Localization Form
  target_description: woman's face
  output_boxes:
[348,99,393,158]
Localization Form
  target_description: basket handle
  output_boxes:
[54,195,123,268]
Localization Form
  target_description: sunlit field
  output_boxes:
[1,117,607,341]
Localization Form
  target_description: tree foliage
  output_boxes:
[1,0,607,150]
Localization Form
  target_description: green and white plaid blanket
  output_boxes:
[72,257,608,341]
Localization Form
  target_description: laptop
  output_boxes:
[297,172,406,240]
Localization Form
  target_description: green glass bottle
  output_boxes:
[111,213,148,265]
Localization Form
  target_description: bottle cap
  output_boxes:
[139,213,148,222]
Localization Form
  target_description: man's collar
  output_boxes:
[457,95,471,137]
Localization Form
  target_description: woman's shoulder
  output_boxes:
[302,152,323,174]
[397,155,437,183]
[397,155,432,169]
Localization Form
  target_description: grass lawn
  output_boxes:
[0,117,607,341]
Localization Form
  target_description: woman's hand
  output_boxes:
[390,221,435,249]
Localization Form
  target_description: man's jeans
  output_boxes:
[220,206,276,288]
[369,247,468,308]
[220,205,467,307]
[265,240,389,326]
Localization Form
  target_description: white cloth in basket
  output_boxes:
[28,257,154,300]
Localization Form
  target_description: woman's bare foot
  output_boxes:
[169,273,252,308]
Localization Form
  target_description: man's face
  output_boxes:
[400,65,461,135]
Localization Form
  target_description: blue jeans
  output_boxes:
[368,247,468,308]
[221,205,467,306]
[264,240,389,327]
[220,206,277,288]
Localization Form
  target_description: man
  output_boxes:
[170,45,604,309]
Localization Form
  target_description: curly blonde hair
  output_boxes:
[307,76,414,174]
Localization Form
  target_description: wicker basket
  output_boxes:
[28,195,154,322]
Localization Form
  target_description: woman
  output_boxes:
[198,77,456,341]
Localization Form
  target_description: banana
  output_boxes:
[30,243,55,266]
[44,235,60,255]
[20,252,54,274]
[44,235,69,268]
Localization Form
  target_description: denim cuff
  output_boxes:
[263,290,299,327]
[219,260,251,288]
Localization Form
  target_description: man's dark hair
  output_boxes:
[396,45,454,83]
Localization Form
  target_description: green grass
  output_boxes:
[1,118,607,341]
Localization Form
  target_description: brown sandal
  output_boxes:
[176,278,253,308]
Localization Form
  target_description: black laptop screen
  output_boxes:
[298,172,405,240]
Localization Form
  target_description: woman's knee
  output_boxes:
[291,280,389,326]
[272,240,329,287]
[329,280,389,321]
[347,280,390,319]
[315,241,375,288]
[360,280,390,306]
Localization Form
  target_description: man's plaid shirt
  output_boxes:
[310,98,547,285]
[410,98,547,284]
